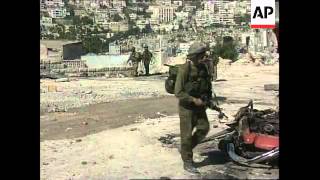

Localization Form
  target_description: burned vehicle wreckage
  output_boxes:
[201,100,279,168]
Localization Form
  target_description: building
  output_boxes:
[109,42,121,55]
[94,9,109,25]
[48,7,67,18]
[184,5,196,12]
[45,0,65,7]
[215,0,236,26]
[159,6,176,23]
[179,42,192,54]
[40,40,84,63]
[74,9,87,17]
[173,1,183,6]
[161,0,172,6]
[129,13,137,20]
[40,16,54,27]
[109,22,129,32]
[204,0,215,12]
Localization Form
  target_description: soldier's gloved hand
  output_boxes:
[193,98,205,106]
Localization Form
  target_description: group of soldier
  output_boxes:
[127,45,153,76]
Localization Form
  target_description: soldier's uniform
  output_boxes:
[174,42,213,170]
[142,46,153,76]
[128,50,141,76]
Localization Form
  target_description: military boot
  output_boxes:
[183,161,200,174]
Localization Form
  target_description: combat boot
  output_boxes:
[183,161,200,174]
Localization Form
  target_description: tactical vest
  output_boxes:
[185,63,212,98]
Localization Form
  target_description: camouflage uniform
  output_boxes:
[174,43,212,164]
[128,50,141,76]
[142,46,153,76]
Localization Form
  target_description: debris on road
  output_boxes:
[81,161,87,165]
[75,139,82,142]
[158,134,179,147]
[130,128,138,131]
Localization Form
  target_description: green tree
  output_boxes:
[83,36,104,53]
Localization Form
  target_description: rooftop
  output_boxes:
[40,40,82,49]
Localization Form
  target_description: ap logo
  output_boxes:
[251,0,276,28]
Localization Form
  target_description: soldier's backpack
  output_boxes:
[165,62,191,94]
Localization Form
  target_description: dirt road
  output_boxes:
[40,63,279,179]
[41,96,178,141]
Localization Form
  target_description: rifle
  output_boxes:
[200,95,228,119]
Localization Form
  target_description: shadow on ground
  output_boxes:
[195,150,230,168]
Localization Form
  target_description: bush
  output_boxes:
[212,37,239,62]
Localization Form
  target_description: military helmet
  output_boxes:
[187,42,207,56]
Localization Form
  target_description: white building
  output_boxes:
[203,0,215,12]
[179,42,192,54]
[215,0,236,26]
[129,13,137,20]
[45,0,65,7]
[40,16,54,27]
[48,7,67,18]
[161,0,172,6]
[94,9,109,25]
[173,0,183,6]
[109,42,121,55]
[159,6,176,23]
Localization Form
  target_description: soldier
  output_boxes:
[127,47,141,77]
[174,42,217,174]
[141,45,153,76]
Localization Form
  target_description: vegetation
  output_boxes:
[212,36,239,62]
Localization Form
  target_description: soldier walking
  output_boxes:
[127,47,141,77]
[141,45,153,76]
[174,42,218,174]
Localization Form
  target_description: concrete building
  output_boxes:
[161,0,172,6]
[40,16,54,27]
[173,0,183,6]
[109,22,129,32]
[109,42,121,55]
[179,42,192,55]
[45,0,65,7]
[203,0,215,12]
[129,13,137,20]
[40,40,84,63]
[74,9,86,16]
[159,6,176,23]
[215,0,236,26]
[48,7,67,18]
[184,5,196,12]
[94,9,109,25]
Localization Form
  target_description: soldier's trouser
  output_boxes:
[179,105,209,162]
[133,62,139,76]
[144,62,150,75]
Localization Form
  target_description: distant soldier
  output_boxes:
[127,47,141,76]
[141,45,153,76]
